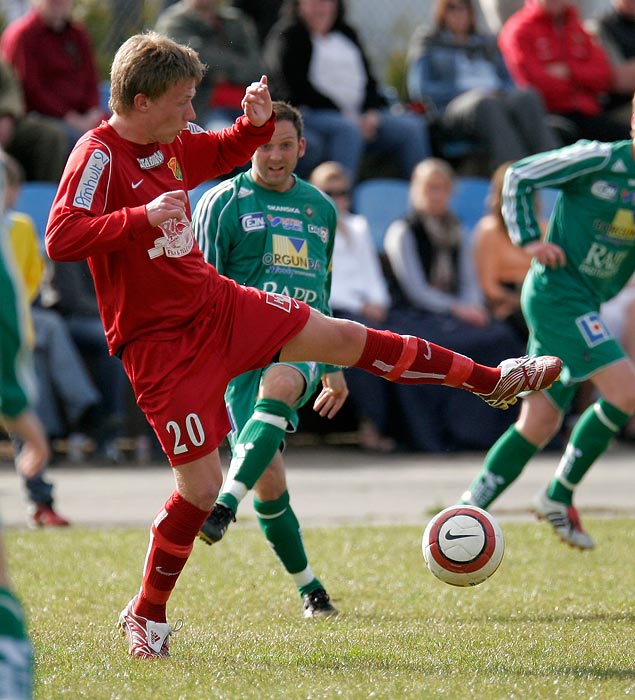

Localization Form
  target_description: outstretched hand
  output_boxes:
[313,371,349,419]
[241,75,273,128]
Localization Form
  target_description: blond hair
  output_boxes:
[409,158,455,210]
[109,32,205,114]
[309,161,350,191]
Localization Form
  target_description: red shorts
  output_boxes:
[121,278,310,466]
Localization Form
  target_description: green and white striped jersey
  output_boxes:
[503,139,635,306]
[192,170,337,316]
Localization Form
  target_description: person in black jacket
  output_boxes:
[262,0,431,181]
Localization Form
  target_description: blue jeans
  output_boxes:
[32,307,100,437]
[298,108,431,181]
[65,315,127,445]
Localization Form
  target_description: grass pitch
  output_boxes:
[7,518,635,700]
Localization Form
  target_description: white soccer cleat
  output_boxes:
[533,488,595,550]
[118,596,182,659]
[475,355,562,410]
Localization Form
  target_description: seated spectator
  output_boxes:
[384,158,491,326]
[309,160,396,452]
[407,0,560,175]
[263,0,431,181]
[154,0,263,130]
[0,59,67,182]
[472,160,542,342]
[498,0,631,144]
[41,259,128,463]
[382,157,525,451]
[587,0,635,123]
[6,156,101,447]
[0,0,103,155]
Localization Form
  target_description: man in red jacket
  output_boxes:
[498,0,631,143]
[0,0,102,153]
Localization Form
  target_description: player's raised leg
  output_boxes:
[280,308,562,409]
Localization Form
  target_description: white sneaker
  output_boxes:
[534,489,595,550]
[475,355,563,410]
[117,596,182,658]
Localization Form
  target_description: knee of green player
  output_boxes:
[259,364,305,404]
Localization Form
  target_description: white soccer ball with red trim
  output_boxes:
[422,505,505,587]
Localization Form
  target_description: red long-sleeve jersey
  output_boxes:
[46,116,275,355]
[498,1,613,117]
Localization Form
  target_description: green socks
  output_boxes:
[461,426,539,508]
[217,398,297,514]
[549,399,629,504]
[462,399,630,510]
[255,492,322,597]
[217,399,324,598]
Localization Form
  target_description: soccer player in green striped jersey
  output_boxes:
[192,101,344,617]
[460,116,635,549]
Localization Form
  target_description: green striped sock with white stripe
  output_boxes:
[254,491,322,597]
[549,398,630,504]
[217,398,296,514]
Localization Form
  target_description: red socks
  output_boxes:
[134,490,209,622]
[354,328,500,394]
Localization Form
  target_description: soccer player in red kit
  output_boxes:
[46,32,562,659]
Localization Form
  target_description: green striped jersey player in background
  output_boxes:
[460,124,635,550]
[192,101,346,617]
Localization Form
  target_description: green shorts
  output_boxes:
[522,282,625,412]
[225,361,324,448]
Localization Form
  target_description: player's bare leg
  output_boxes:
[280,308,562,408]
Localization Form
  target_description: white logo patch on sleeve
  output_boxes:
[73,150,110,209]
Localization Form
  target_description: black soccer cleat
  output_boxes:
[198,503,236,545]
[302,588,338,619]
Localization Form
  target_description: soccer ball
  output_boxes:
[422,505,505,587]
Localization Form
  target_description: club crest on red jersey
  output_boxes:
[168,157,183,181]
[147,218,194,259]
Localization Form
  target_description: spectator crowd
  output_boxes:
[1,0,634,507]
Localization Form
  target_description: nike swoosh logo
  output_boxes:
[131,179,144,189]
[444,531,479,541]
[155,566,179,576]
